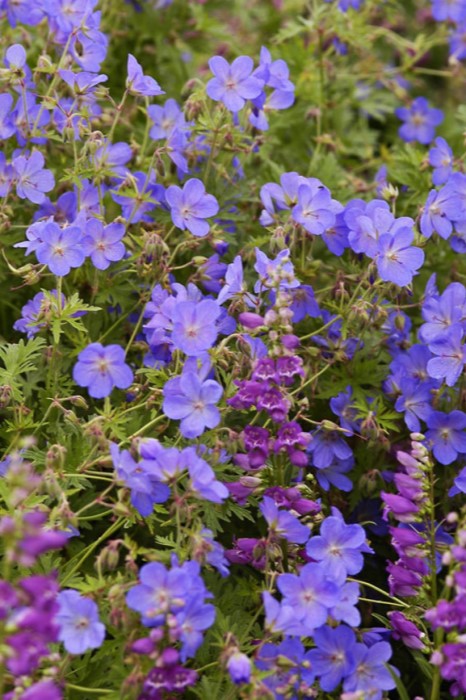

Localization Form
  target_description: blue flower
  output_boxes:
[277,562,341,632]
[110,443,170,516]
[429,137,453,186]
[420,187,461,239]
[73,343,133,399]
[432,0,466,22]
[314,456,354,492]
[227,651,251,684]
[34,222,85,276]
[186,448,229,503]
[395,97,443,144]
[171,299,220,356]
[375,228,424,287]
[343,642,396,698]
[56,590,105,654]
[166,178,219,238]
[206,55,264,112]
[292,180,337,235]
[162,370,223,438]
[12,150,55,204]
[309,624,357,691]
[126,53,164,96]
[82,220,126,270]
[305,511,370,583]
[427,325,466,386]
[260,496,310,544]
[426,410,466,465]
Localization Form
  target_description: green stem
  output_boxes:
[66,684,112,695]
[61,517,124,586]
[348,578,410,607]
[108,89,129,142]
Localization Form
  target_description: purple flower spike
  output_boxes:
[126,54,165,97]
[73,343,134,399]
[206,55,264,112]
[166,178,219,237]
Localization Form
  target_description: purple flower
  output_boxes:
[450,21,466,60]
[139,649,197,697]
[148,98,187,140]
[34,222,85,276]
[206,55,264,112]
[166,178,219,237]
[429,137,454,186]
[227,652,252,684]
[186,448,229,503]
[395,379,434,432]
[420,187,460,239]
[277,562,341,632]
[0,94,16,140]
[343,642,396,696]
[126,561,192,625]
[389,611,425,650]
[309,624,357,691]
[82,220,126,270]
[171,299,220,355]
[306,512,370,583]
[59,69,108,95]
[260,496,310,544]
[308,430,352,469]
[449,466,466,496]
[419,282,466,343]
[13,681,63,700]
[5,43,27,70]
[110,443,170,516]
[395,97,443,145]
[162,371,223,438]
[292,180,337,235]
[56,590,105,654]
[73,343,134,399]
[426,410,466,465]
[375,228,424,286]
[126,53,165,96]
[432,0,466,22]
[314,456,354,491]
[13,150,55,204]
[427,325,466,386]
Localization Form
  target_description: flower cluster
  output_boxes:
[126,557,216,661]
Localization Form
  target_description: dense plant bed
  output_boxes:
[0,0,466,698]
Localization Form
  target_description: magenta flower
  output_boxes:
[206,55,264,112]
[73,343,134,399]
